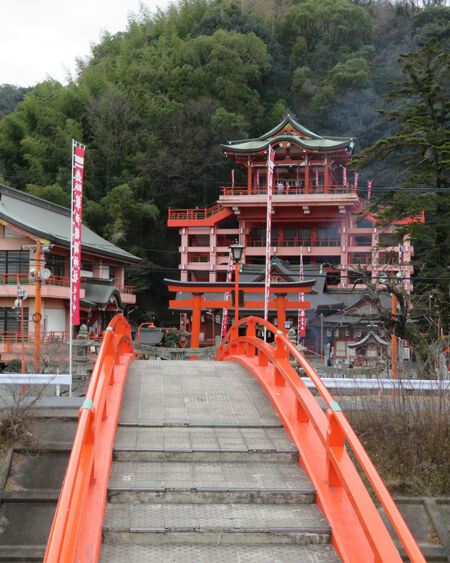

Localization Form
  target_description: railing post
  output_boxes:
[230,325,238,355]
[326,406,345,486]
[258,349,268,366]
[274,333,286,387]
[246,318,256,358]
[296,399,309,422]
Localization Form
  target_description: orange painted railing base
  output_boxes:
[74,351,132,561]
[217,317,426,563]
[45,315,134,563]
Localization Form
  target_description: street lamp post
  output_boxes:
[230,243,245,324]
[392,269,406,379]
[320,313,324,364]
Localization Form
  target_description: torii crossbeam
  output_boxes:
[166,279,313,350]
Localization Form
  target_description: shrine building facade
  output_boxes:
[167,114,414,349]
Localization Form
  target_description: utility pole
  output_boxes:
[391,292,397,380]
[22,242,52,375]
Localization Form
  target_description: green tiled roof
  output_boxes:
[222,114,355,154]
[0,184,140,263]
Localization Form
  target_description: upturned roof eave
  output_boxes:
[221,135,354,155]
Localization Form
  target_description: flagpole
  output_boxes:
[297,246,305,346]
[264,144,274,341]
[69,140,75,387]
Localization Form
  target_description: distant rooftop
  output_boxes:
[0,183,140,263]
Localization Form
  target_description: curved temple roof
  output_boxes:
[222,113,355,154]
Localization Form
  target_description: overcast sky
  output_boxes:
[1,0,171,87]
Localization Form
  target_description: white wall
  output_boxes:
[44,308,66,332]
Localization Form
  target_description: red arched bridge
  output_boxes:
[44,315,426,562]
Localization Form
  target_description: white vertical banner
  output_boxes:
[343,166,347,187]
[297,247,306,343]
[264,144,274,329]
[221,250,234,337]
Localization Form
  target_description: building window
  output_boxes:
[0,307,28,334]
[81,261,94,278]
[46,254,66,278]
[298,228,311,245]
[317,228,340,246]
[356,218,372,228]
[0,250,29,275]
[335,340,347,357]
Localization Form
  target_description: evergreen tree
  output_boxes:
[353,38,450,329]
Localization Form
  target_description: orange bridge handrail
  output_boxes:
[216,316,425,563]
[44,314,134,563]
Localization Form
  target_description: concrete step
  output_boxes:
[102,502,331,545]
[113,425,298,462]
[119,361,282,427]
[0,545,45,562]
[99,543,341,562]
[107,460,316,505]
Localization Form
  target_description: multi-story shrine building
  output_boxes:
[168,114,414,359]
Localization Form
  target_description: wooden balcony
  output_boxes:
[221,184,356,196]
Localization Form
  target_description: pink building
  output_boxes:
[0,183,139,363]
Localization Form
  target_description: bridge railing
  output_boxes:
[44,314,134,563]
[217,316,426,563]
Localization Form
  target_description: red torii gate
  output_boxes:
[166,279,313,350]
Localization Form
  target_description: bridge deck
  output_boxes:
[99,360,340,562]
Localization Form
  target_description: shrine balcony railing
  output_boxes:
[117,284,136,294]
[168,204,224,221]
[0,274,135,295]
[220,184,357,196]
[249,237,341,248]
[188,255,209,263]
[0,274,70,287]
[349,253,373,265]
[0,330,69,344]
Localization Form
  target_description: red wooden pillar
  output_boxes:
[190,293,202,359]
[304,161,309,193]
[275,294,287,332]
[324,161,329,194]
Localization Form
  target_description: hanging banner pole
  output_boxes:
[264,144,274,340]
[221,250,234,337]
[70,139,86,384]
[368,180,373,201]
[297,246,306,345]
[353,172,359,193]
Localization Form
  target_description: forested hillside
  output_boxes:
[0,0,448,320]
